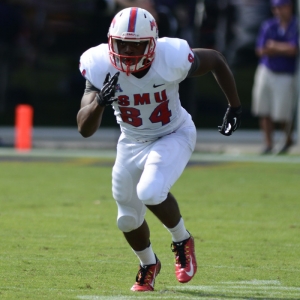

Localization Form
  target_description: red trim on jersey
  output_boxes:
[127,7,138,32]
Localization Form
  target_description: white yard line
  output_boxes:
[172,284,300,292]
[77,296,230,300]
[221,279,281,285]
[76,281,300,300]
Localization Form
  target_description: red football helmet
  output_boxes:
[108,7,158,75]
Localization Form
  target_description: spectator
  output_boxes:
[251,0,298,154]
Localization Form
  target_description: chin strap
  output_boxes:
[126,64,131,76]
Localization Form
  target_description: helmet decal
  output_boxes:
[150,20,157,32]
[111,18,116,28]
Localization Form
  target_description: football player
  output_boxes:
[77,7,241,292]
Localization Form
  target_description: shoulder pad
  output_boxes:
[153,38,194,82]
[79,44,111,89]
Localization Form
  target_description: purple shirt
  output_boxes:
[256,16,298,74]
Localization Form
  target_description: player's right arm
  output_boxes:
[77,72,120,138]
[77,91,105,138]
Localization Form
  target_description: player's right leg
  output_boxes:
[135,118,198,283]
[112,134,161,291]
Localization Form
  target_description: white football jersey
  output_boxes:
[79,37,195,142]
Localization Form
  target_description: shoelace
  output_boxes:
[171,240,189,268]
[135,265,153,285]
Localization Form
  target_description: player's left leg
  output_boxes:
[136,118,197,283]
[147,193,197,283]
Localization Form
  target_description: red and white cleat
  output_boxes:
[171,235,197,283]
[131,256,161,292]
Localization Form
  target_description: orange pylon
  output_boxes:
[15,104,33,151]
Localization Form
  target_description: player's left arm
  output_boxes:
[189,48,242,136]
[189,48,240,108]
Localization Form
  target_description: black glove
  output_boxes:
[96,72,120,107]
[218,105,242,136]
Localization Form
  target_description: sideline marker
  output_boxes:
[15,104,33,151]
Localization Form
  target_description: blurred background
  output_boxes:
[0,0,296,130]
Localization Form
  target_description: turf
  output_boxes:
[0,155,299,299]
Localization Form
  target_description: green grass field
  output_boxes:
[0,150,299,299]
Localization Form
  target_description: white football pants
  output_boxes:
[112,117,196,232]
